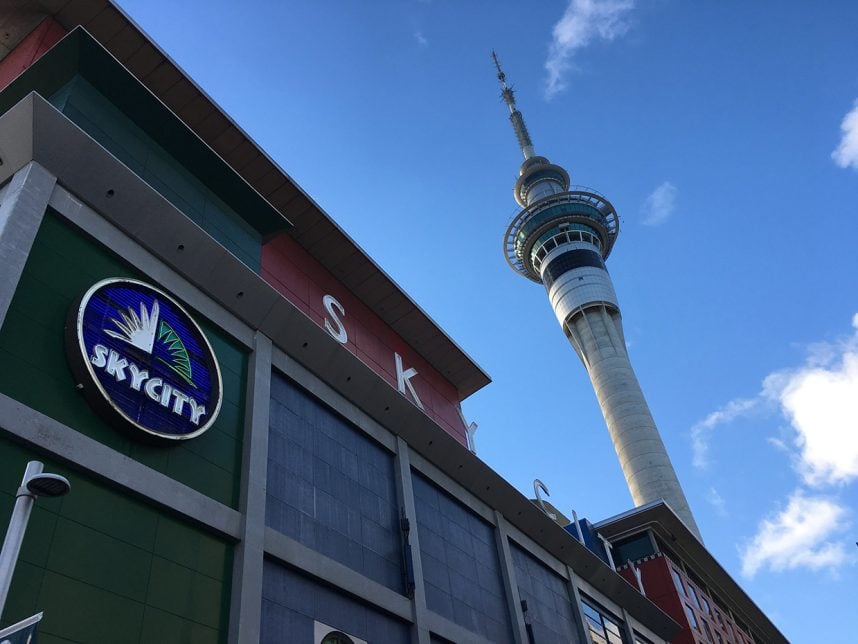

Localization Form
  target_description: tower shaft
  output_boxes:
[565,306,699,536]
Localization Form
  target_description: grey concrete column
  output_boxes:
[394,438,429,644]
[0,162,56,328]
[228,332,273,644]
[493,512,528,644]
[565,565,592,644]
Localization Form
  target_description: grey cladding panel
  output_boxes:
[261,561,410,643]
[267,373,403,593]
[510,542,580,643]
[411,472,513,643]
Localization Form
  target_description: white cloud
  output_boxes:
[762,316,858,487]
[691,396,757,469]
[740,491,851,578]
[544,0,634,99]
[692,313,858,484]
[832,100,858,170]
[414,31,428,47]
[706,486,728,518]
[641,181,677,226]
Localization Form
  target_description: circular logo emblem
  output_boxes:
[67,278,223,441]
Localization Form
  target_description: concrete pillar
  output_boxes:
[0,162,56,328]
[493,512,528,644]
[566,307,700,539]
[394,438,430,644]
[228,332,273,643]
[565,566,591,644]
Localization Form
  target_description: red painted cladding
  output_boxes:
[0,18,66,91]
[625,555,757,644]
[262,235,469,445]
[622,558,694,643]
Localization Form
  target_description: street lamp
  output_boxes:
[0,461,70,620]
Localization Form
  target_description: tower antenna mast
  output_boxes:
[492,51,535,160]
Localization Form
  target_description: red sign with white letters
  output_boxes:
[262,235,469,446]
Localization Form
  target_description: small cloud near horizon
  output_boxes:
[641,181,677,226]
[740,491,852,578]
[691,397,758,470]
[544,0,635,100]
[706,487,728,518]
[832,99,858,170]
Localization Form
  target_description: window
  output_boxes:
[700,594,711,615]
[686,583,702,610]
[581,597,627,644]
[685,605,699,630]
[670,567,686,596]
[702,620,715,643]
[613,533,655,564]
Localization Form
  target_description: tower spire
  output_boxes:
[492,51,535,160]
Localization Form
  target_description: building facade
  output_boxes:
[0,3,684,643]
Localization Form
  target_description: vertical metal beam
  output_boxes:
[494,511,528,644]
[394,438,429,644]
[0,162,56,328]
[228,332,273,643]
[620,607,637,644]
[566,565,593,644]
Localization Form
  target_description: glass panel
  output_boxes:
[687,583,701,609]
[670,568,685,595]
[685,605,699,630]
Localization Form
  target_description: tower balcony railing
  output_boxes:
[506,186,618,237]
[504,186,619,278]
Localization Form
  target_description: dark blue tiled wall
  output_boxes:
[267,374,403,593]
[411,472,512,643]
[262,560,410,643]
[510,542,580,642]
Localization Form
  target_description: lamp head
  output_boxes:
[25,473,70,497]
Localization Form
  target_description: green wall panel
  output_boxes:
[0,211,246,508]
[49,75,262,271]
[0,441,231,644]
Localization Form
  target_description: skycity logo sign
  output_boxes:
[67,278,223,441]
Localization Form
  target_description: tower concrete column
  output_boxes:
[566,308,699,536]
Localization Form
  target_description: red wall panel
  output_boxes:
[262,235,469,445]
[0,17,66,91]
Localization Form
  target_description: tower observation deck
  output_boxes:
[493,52,701,539]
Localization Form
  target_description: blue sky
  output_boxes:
[117,1,858,640]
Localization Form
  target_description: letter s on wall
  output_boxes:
[322,294,348,344]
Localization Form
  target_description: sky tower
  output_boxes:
[493,52,701,540]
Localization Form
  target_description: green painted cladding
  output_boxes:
[0,441,232,644]
[0,211,246,508]
[50,75,262,271]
